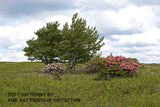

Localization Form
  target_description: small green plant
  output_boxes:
[42,63,66,78]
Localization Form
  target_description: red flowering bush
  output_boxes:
[42,63,66,78]
[99,56,139,79]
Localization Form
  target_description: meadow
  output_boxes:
[0,62,160,107]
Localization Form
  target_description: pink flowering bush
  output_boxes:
[42,63,66,78]
[99,56,139,79]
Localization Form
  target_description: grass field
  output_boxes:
[0,62,160,107]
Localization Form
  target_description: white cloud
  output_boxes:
[107,5,155,31]
[0,0,160,63]
[0,49,28,62]
[78,5,156,35]
[75,0,130,10]
[130,0,160,6]
[100,27,160,63]
[0,21,43,49]
[0,13,73,62]
[111,27,160,46]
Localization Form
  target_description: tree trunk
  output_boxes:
[68,59,71,72]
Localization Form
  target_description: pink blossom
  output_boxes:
[102,56,139,75]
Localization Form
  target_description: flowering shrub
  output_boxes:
[42,63,66,78]
[81,54,103,74]
[99,56,139,79]
[129,58,140,64]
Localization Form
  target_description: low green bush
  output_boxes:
[82,54,103,74]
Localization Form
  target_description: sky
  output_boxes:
[0,0,160,63]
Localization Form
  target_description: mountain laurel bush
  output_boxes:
[98,56,139,79]
[42,63,66,78]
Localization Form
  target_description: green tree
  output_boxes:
[23,21,61,64]
[23,13,104,71]
[61,13,104,71]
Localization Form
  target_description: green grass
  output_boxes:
[0,62,160,107]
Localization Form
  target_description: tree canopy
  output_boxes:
[23,13,105,71]
[23,21,61,64]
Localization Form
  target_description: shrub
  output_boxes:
[98,56,139,79]
[82,54,103,74]
[42,63,66,78]
[129,58,140,64]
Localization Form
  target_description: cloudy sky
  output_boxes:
[0,0,160,63]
